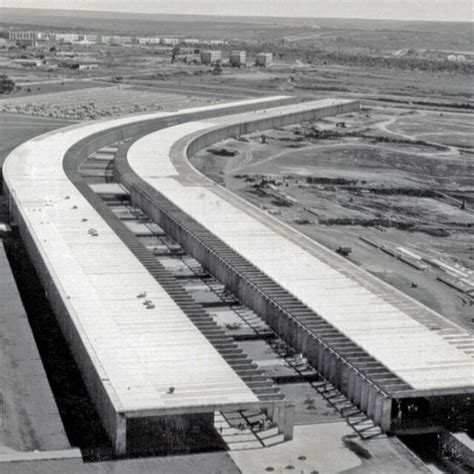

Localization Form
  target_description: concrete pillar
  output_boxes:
[322,349,331,378]
[270,403,295,441]
[340,363,350,394]
[353,375,363,407]
[360,382,370,412]
[114,414,127,455]
[347,370,357,402]
[329,357,338,387]
[373,394,392,432]
[373,394,384,425]
[380,398,392,432]
[317,343,326,373]
[305,336,319,368]
[297,329,309,354]
[367,387,378,418]
[267,403,275,420]
[282,403,295,440]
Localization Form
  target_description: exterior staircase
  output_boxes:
[215,410,285,451]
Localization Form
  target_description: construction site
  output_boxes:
[0,94,471,474]
[0,7,473,474]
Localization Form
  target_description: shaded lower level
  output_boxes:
[0,238,70,452]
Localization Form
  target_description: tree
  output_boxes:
[0,74,15,94]
[213,61,223,75]
[171,45,180,63]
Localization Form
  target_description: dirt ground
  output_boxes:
[0,84,225,120]
[191,106,474,330]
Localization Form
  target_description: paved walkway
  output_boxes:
[230,422,361,473]
[0,241,70,452]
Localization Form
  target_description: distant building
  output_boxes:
[137,37,160,45]
[73,39,96,46]
[229,50,246,67]
[202,39,226,46]
[256,52,273,67]
[162,38,180,46]
[183,38,200,45]
[12,58,43,67]
[74,62,98,70]
[77,34,98,43]
[101,35,133,45]
[9,31,39,46]
[9,31,38,41]
[119,36,134,44]
[201,50,221,65]
[53,33,80,43]
[62,61,98,70]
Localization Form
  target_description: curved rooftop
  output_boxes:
[125,99,474,395]
[3,96,293,416]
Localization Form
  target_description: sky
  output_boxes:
[0,0,472,22]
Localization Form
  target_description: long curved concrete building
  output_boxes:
[4,96,473,455]
[3,96,297,454]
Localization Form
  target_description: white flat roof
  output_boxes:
[127,99,474,393]
[3,97,292,414]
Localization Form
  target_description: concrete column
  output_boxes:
[305,336,319,368]
[373,394,392,432]
[114,414,127,455]
[270,403,295,441]
[340,363,350,394]
[380,398,392,432]
[367,387,378,418]
[329,357,338,387]
[353,375,363,407]
[297,329,309,354]
[360,382,370,412]
[282,403,295,441]
[323,350,332,379]
[347,370,357,402]
[373,394,384,425]
[317,343,326,373]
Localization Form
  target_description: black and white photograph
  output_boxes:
[0,0,472,472]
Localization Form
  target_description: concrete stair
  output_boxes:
[215,410,285,450]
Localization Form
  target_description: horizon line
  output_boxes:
[0,6,472,24]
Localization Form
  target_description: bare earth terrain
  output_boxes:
[191,107,474,330]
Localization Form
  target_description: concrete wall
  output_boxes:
[127,413,222,455]
[440,430,474,470]
[4,186,124,453]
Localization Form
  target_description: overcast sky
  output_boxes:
[0,0,472,22]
